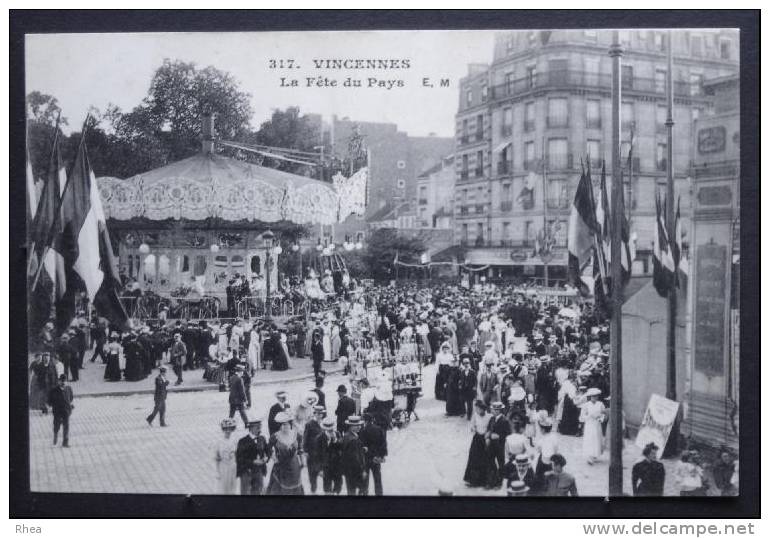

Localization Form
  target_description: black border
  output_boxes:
[9,9,760,518]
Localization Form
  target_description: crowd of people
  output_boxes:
[28,278,738,497]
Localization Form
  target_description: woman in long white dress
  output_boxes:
[215,418,238,494]
[580,389,606,464]
[248,324,261,371]
[322,321,333,362]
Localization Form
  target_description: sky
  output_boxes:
[25,31,498,138]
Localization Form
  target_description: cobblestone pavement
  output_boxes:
[29,364,681,496]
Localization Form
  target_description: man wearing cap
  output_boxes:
[340,415,367,495]
[170,332,186,385]
[267,391,290,435]
[335,384,356,434]
[360,413,388,496]
[236,419,271,495]
[303,405,326,494]
[228,366,250,428]
[48,374,74,447]
[631,443,665,496]
[146,365,169,427]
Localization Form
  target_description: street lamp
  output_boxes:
[262,230,275,321]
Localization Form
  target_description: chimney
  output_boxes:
[201,113,214,154]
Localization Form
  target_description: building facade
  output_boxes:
[416,154,455,230]
[453,29,739,282]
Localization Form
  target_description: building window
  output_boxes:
[586,99,601,129]
[656,105,667,133]
[689,73,703,96]
[548,179,568,209]
[524,141,536,170]
[180,254,190,273]
[547,98,568,127]
[481,83,488,101]
[251,255,261,275]
[476,222,485,245]
[621,65,633,90]
[462,154,469,175]
[505,72,515,95]
[475,150,484,177]
[194,256,207,277]
[692,35,703,56]
[587,139,602,168]
[502,222,511,242]
[524,102,535,132]
[656,143,667,171]
[584,57,600,84]
[547,138,569,170]
[524,220,533,246]
[621,101,634,132]
[526,65,537,88]
[654,32,665,51]
[476,114,484,141]
[466,89,473,106]
[655,69,667,93]
[502,107,513,136]
[461,224,469,244]
[720,38,731,60]
[461,119,468,143]
[502,183,511,201]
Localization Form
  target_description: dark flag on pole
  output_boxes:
[567,164,598,296]
[28,125,68,333]
[652,193,676,297]
[54,130,128,332]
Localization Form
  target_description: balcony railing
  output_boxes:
[459,206,469,216]
[490,69,705,101]
[500,200,513,212]
[474,167,484,178]
[497,161,510,175]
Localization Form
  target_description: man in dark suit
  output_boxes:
[228,366,249,428]
[57,333,77,382]
[182,321,198,371]
[458,357,478,420]
[317,416,343,494]
[236,420,271,495]
[360,413,388,496]
[48,374,74,447]
[632,443,666,496]
[267,391,290,435]
[303,405,326,493]
[146,366,169,427]
[486,402,512,487]
[335,384,356,434]
[340,415,367,495]
[170,332,186,385]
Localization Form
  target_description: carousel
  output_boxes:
[96,120,366,319]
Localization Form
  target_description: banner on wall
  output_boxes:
[635,394,680,456]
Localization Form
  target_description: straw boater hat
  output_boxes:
[220,418,237,431]
[312,405,326,415]
[515,454,530,464]
[345,415,363,427]
[275,390,288,399]
[274,411,292,424]
[321,416,336,429]
[507,481,530,495]
[538,415,553,428]
[490,402,505,411]
[586,387,602,397]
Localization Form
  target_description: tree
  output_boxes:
[26,92,67,181]
[249,107,323,176]
[363,228,426,282]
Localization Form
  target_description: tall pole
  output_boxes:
[541,137,549,287]
[664,30,680,457]
[609,30,625,497]
[265,247,272,322]
[665,31,677,402]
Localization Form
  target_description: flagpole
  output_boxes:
[541,136,549,287]
[664,30,680,455]
[608,30,625,497]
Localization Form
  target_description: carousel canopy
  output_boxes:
[97,152,347,225]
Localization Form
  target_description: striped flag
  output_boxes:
[54,131,128,331]
[567,164,598,295]
[652,193,676,297]
[28,126,68,332]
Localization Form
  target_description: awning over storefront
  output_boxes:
[464,247,568,266]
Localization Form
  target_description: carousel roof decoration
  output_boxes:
[97,115,368,226]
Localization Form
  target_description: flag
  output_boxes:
[652,193,676,297]
[567,164,598,295]
[672,195,688,287]
[55,131,128,331]
[28,126,68,333]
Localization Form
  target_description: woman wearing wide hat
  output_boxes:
[215,418,239,494]
[266,411,304,495]
[580,388,606,464]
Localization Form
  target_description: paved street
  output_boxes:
[30,364,680,496]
